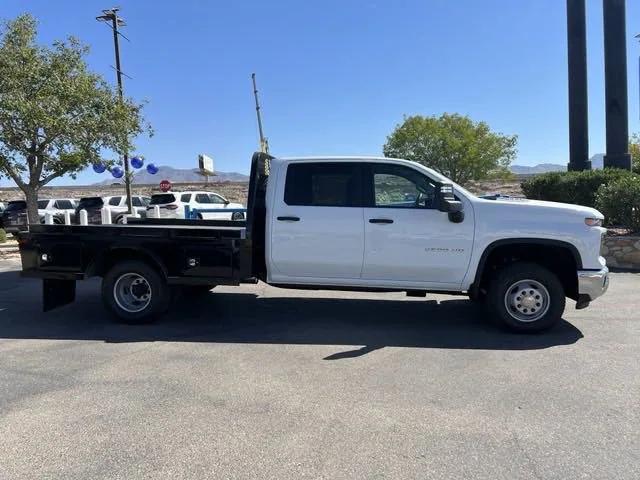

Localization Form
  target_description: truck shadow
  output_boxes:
[0,272,584,356]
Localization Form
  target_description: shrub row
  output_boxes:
[520,169,632,209]
[596,175,640,232]
[521,169,640,231]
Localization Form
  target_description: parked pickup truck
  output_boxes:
[18,152,609,332]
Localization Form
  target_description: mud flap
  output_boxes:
[43,279,76,312]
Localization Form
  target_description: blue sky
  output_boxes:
[2,0,640,186]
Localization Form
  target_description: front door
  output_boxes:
[270,162,364,280]
[361,163,474,286]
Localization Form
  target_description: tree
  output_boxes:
[0,14,149,224]
[383,113,517,185]
[631,133,640,174]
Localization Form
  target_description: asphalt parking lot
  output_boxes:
[0,257,638,479]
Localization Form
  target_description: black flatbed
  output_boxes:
[18,152,272,313]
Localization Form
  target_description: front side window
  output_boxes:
[195,193,212,204]
[209,194,226,204]
[284,163,360,207]
[37,200,50,209]
[370,164,437,209]
[132,197,143,207]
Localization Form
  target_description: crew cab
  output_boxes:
[18,152,609,332]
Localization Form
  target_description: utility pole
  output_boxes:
[602,0,632,170]
[566,0,590,171]
[252,73,269,154]
[97,7,134,213]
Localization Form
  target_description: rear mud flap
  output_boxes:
[43,279,76,312]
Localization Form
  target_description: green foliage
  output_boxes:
[0,228,6,243]
[383,113,517,185]
[0,14,150,220]
[521,169,633,208]
[596,176,640,232]
[631,133,640,174]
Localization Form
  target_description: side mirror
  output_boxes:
[436,182,465,223]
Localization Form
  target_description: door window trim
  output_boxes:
[283,162,364,207]
[363,163,439,209]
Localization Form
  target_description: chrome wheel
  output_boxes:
[503,279,550,323]
[113,273,152,313]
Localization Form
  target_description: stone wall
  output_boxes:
[602,236,640,270]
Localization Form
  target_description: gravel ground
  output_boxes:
[0,257,638,479]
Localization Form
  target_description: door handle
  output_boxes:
[277,216,300,222]
[369,218,394,224]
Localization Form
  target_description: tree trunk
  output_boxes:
[23,187,40,228]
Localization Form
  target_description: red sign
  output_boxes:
[159,179,172,192]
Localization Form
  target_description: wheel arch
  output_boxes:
[470,238,582,300]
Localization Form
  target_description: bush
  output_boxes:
[0,228,5,243]
[521,169,634,208]
[596,176,640,232]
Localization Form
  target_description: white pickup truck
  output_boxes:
[20,152,609,333]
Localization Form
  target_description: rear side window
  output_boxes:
[6,201,26,211]
[37,200,50,209]
[55,200,73,209]
[78,197,103,208]
[108,197,122,206]
[150,194,176,205]
[132,197,143,207]
[284,163,361,207]
[180,193,191,202]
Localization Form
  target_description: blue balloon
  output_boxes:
[131,156,144,169]
[111,166,124,178]
[92,163,106,174]
[146,163,158,175]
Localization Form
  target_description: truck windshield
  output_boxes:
[150,194,176,205]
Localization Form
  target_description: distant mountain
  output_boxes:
[510,163,566,174]
[94,166,249,185]
[590,153,604,169]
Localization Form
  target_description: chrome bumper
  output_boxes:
[577,266,609,302]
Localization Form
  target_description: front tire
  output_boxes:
[486,262,565,333]
[102,260,169,324]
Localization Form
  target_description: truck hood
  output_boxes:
[480,197,604,219]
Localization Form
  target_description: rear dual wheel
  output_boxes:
[102,261,169,324]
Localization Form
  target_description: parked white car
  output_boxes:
[147,191,245,220]
[103,195,151,223]
[37,198,78,224]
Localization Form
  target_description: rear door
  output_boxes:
[270,162,365,280]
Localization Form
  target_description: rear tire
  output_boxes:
[102,260,169,324]
[486,262,565,333]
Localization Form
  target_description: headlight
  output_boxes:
[585,217,603,227]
